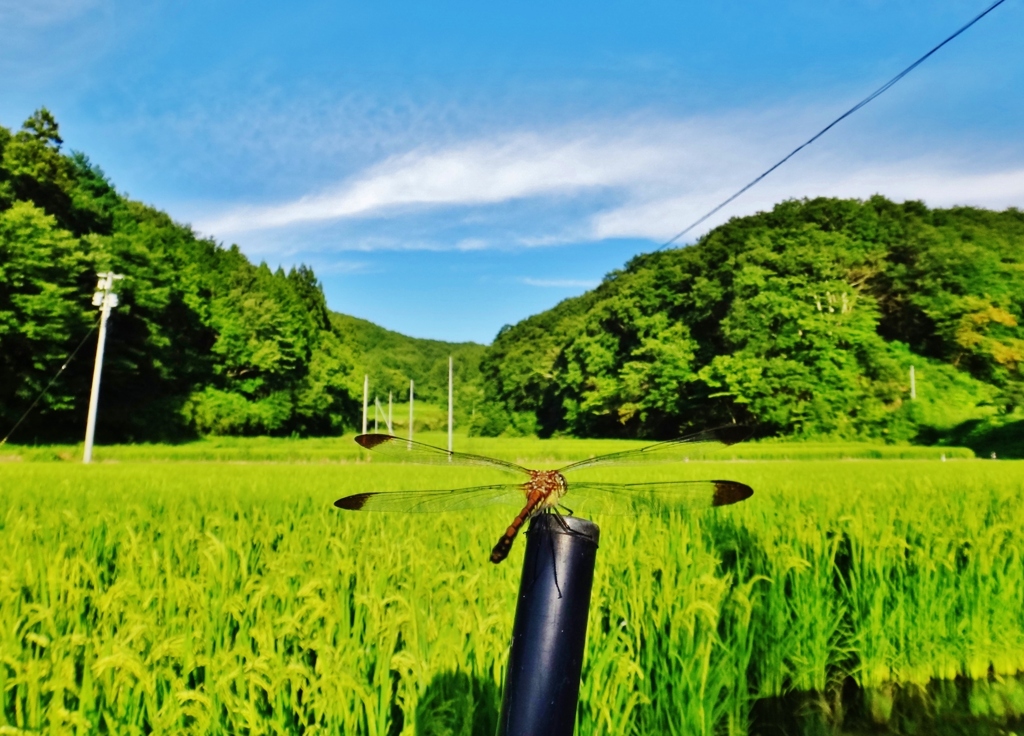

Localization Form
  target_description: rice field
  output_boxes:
[0,431,976,463]
[1,437,1023,734]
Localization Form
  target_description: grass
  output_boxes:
[1,439,1021,734]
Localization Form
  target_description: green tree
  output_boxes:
[0,109,368,441]
[483,196,1023,441]
[0,201,92,434]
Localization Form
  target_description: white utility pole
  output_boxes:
[388,391,393,435]
[408,379,414,445]
[362,375,368,434]
[448,355,453,454]
[83,272,123,464]
[910,366,916,400]
[375,396,391,434]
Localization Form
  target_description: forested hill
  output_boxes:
[479,197,1024,446]
[0,109,481,443]
[330,312,486,415]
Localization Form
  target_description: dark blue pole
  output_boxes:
[496,514,600,736]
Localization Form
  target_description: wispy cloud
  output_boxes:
[195,125,689,236]
[590,164,1024,242]
[521,277,601,288]
[305,260,371,275]
[0,0,100,26]
[193,110,1024,250]
[232,228,507,256]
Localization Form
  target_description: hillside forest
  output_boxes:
[0,110,481,443]
[1,110,1022,449]
[480,198,1023,450]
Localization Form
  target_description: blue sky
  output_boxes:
[2,0,1022,343]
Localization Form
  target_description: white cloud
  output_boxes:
[235,230,500,255]
[305,260,371,275]
[521,278,601,288]
[194,119,744,236]
[193,111,1024,249]
[0,0,99,26]
[591,164,1024,242]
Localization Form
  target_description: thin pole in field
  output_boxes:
[408,379,414,446]
[375,396,392,434]
[448,355,453,456]
[388,391,393,434]
[83,272,123,464]
[910,366,916,400]
[362,375,368,434]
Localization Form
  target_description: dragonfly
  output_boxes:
[334,426,754,564]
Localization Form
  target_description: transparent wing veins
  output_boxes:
[355,434,530,476]
[565,480,753,515]
[335,483,527,513]
[558,425,750,475]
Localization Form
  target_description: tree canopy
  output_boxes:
[479,197,1024,443]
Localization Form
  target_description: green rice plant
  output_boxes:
[0,453,1022,734]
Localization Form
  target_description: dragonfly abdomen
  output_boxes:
[490,489,547,564]
[490,530,518,564]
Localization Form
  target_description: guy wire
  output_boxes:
[0,319,100,447]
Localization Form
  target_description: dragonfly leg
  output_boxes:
[551,507,590,544]
[547,531,563,600]
[550,508,574,534]
[558,504,575,517]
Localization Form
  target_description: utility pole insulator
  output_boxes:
[83,272,123,464]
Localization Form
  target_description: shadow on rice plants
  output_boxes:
[924,418,1024,460]
[414,670,500,736]
[750,675,1024,735]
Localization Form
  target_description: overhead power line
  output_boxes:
[656,0,1010,252]
[0,320,99,448]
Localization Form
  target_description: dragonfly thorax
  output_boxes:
[527,470,568,510]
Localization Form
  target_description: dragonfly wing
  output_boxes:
[563,480,753,516]
[335,483,527,513]
[355,434,530,476]
[558,425,751,475]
